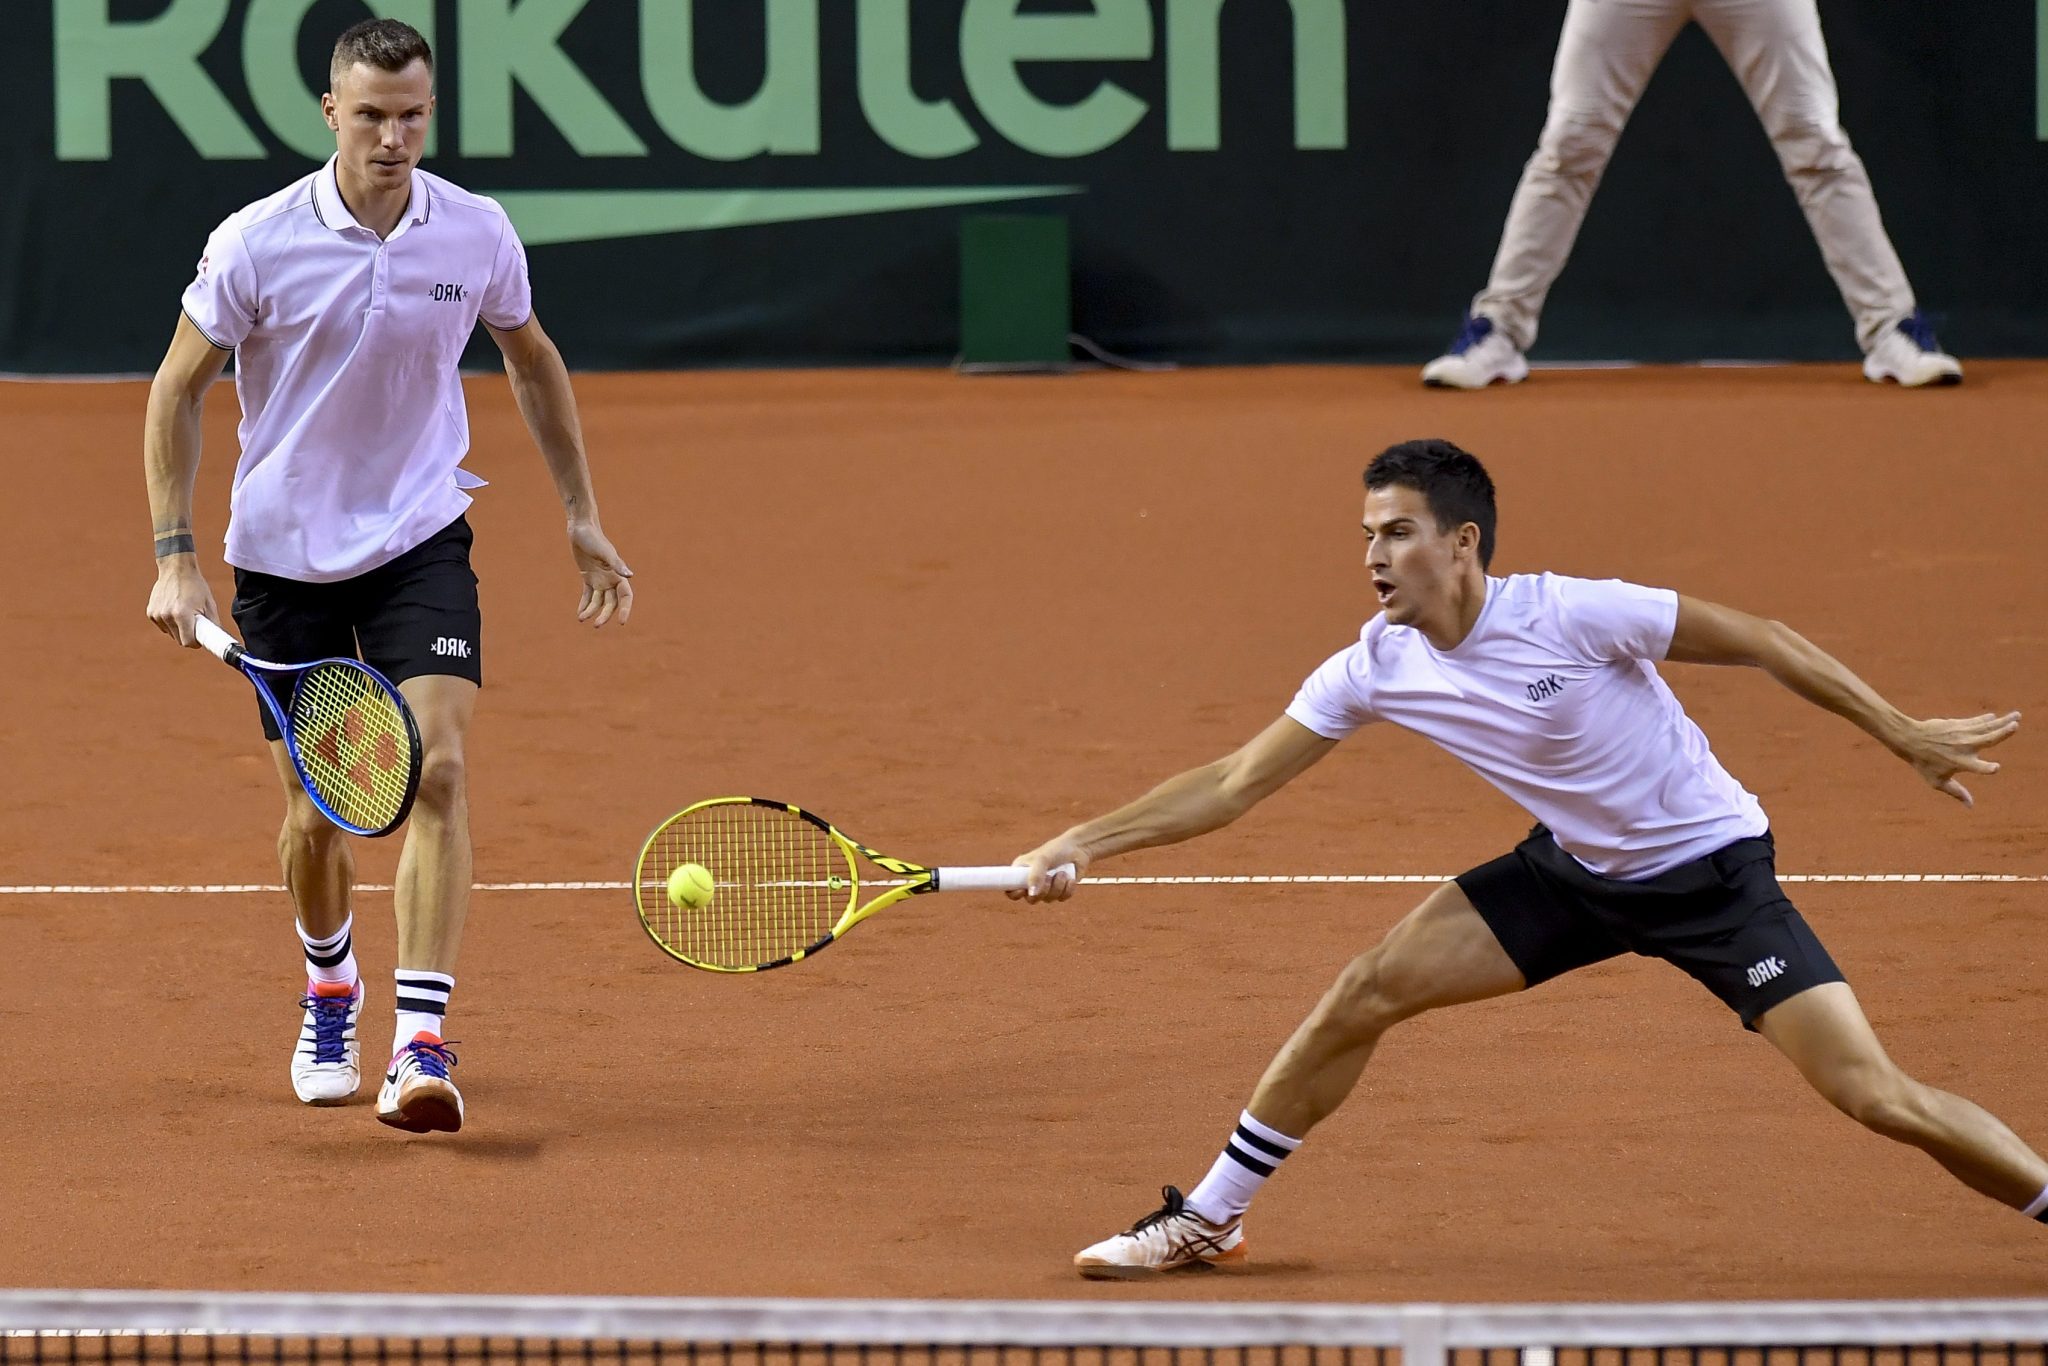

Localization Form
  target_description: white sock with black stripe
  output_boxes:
[393,969,454,1048]
[1185,1110,1303,1224]
[297,917,358,987]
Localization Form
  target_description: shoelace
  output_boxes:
[400,1040,460,1079]
[1898,310,1941,352]
[297,990,354,1065]
[1127,1185,1191,1234]
[1448,315,1494,355]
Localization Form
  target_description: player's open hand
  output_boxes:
[145,559,220,648]
[1893,711,2021,807]
[1009,838,1088,903]
[569,519,634,628]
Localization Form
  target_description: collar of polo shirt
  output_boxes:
[312,155,432,241]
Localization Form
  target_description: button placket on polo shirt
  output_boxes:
[369,231,389,315]
[367,195,424,323]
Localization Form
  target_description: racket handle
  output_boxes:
[191,614,243,665]
[932,863,1076,893]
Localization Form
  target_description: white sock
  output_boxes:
[393,969,453,1049]
[297,917,357,987]
[1185,1110,1303,1223]
[2023,1184,2048,1221]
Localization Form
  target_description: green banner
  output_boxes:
[6,0,2046,372]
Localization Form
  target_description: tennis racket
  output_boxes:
[193,616,423,837]
[633,796,1073,972]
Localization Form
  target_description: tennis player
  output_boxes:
[142,19,633,1134]
[1012,439,2039,1276]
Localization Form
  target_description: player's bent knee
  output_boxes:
[1316,949,1423,1037]
[411,747,468,813]
[280,790,337,842]
[1824,1064,1932,1141]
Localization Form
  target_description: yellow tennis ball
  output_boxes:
[667,862,715,909]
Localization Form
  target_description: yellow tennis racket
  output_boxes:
[633,797,1071,972]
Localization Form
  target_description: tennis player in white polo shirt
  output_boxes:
[142,19,634,1135]
[1010,439,2042,1276]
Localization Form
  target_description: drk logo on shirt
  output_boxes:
[1746,956,1787,988]
[1525,673,1564,702]
[431,283,468,303]
[431,636,473,659]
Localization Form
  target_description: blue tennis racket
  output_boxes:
[194,616,423,837]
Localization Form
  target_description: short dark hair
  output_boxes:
[1363,439,1498,568]
[331,18,433,92]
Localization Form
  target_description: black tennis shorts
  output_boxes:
[230,515,482,743]
[1455,825,1845,1027]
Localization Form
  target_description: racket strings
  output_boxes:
[289,664,417,832]
[641,804,852,969]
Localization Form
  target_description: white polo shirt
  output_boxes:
[1286,573,1769,879]
[181,157,532,582]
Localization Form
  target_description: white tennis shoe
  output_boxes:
[291,979,362,1105]
[1072,1186,1246,1279]
[1421,315,1529,389]
[376,1033,463,1133]
[1863,311,1962,387]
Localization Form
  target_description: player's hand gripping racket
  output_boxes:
[634,796,1074,972]
[192,616,423,837]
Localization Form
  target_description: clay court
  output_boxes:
[2,362,2043,1301]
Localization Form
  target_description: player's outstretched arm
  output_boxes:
[487,314,635,628]
[1667,595,2020,806]
[1009,716,1337,901]
[143,314,231,647]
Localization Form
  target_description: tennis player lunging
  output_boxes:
[1012,439,2039,1277]
[143,19,633,1134]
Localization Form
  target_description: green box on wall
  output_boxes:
[958,215,1071,372]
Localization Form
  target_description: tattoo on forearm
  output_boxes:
[153,527,196,558]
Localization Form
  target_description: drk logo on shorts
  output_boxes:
[1746,956,1787,988]
[431,636,473,659]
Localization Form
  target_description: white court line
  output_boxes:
[1,873,2043,895]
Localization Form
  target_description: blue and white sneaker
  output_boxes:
[376,1034,463,1133]
[1421,314,1529,389]
[291,979,362,1105]
[1864,310,1962,387]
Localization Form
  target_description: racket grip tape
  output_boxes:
[932,863,1077,893]
[191,614,245,666]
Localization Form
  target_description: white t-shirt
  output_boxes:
[1286,573,1768,879]
[181,158,532,583]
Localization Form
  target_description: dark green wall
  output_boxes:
[4,0,2042,373]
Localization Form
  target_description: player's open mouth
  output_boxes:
[1374,579,1396,604]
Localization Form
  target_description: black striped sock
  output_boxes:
[297,917,357,986]
[1186,1110,1304,1223]
[393,969,454,1045]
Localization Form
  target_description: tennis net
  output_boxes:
[4,1294,2047,1366]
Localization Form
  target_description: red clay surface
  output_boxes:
[2,363,2044,1301]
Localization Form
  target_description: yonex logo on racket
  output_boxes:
[430,636,472,658]
[189,618,423,839]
